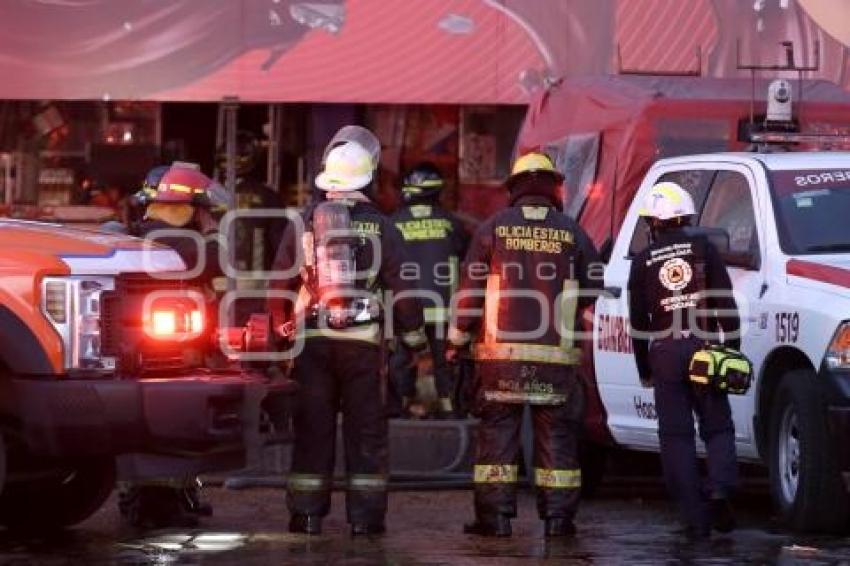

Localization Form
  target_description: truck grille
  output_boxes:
[100,274,206,376]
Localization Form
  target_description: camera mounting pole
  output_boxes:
[736,40,820,129]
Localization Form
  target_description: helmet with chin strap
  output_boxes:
[638,182,696,221]
[506,152,563,190]
[401,162,443,203]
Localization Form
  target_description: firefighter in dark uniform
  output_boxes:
[390,163,469,418]
[627,181,740,538]
[115,165,226,528]
[269,127,426,536]
[134,167,225,287]
[217,131,288,326]
[446,152,600,538]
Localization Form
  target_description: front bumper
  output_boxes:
[8,370,269,460]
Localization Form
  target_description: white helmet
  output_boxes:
[315,141,374,192]
[638,182,696,220]
[323,125,380,169]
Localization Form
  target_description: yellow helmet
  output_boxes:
[507,152,563,188]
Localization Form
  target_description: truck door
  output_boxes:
[594,167,714,449]
[693,166,766,455]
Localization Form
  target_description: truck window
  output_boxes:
[769,168,850,254]
[699,171,759,256]
[628,169,714,256]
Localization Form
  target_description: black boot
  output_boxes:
[463,515,512,537]
[544,518,576,538]
[350,522,386,536]
[289,514,323,535]
[710,498,736,533]
[183,484,213,517]
[118,484,202,529]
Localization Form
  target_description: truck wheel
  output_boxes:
[768,370,849,533]
[0,458,115,531]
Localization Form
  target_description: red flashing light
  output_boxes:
[147,306,204,339]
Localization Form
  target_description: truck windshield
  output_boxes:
[770,169,850,254]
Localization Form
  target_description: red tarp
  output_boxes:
[517,75,850,247]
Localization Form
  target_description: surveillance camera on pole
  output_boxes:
[766,79,793,124]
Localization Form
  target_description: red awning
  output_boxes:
[157,0,542,103]
[0,0,848,103]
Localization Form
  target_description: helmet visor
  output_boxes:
[322,126,381,170]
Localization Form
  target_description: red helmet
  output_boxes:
[154,167,212,204]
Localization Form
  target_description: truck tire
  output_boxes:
[768,370,849,533]
[0,458,115,531]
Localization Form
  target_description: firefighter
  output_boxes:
[216,131,288,330]
[134,165,225,288]
[627,181,740,538]
[390,163,469,418]
[116,165,224,528]
[269,126,425,536]
[217,132,286,270]
[446,152,600,538]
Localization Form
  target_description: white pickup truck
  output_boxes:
[593,151,850,532]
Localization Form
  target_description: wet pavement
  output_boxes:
[2,481,850,565]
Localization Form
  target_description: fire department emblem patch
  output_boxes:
[659,257,693,291]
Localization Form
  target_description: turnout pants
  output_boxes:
[287,339,388,525]
[473,369,585,521]
[390,323,454,411]
[650,336,738,530]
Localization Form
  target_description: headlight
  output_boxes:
[41,276,116,372]
[825,322,850,370]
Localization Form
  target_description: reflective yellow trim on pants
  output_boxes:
[348,475,388,490]
[438,397,453,412]
[534,468,581,489]
[287,474,328,492]
[301,323,381,345]
[472,343,582,365]
[474,464,519,484]
[483,391,567,405]
[424,306,449,324]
